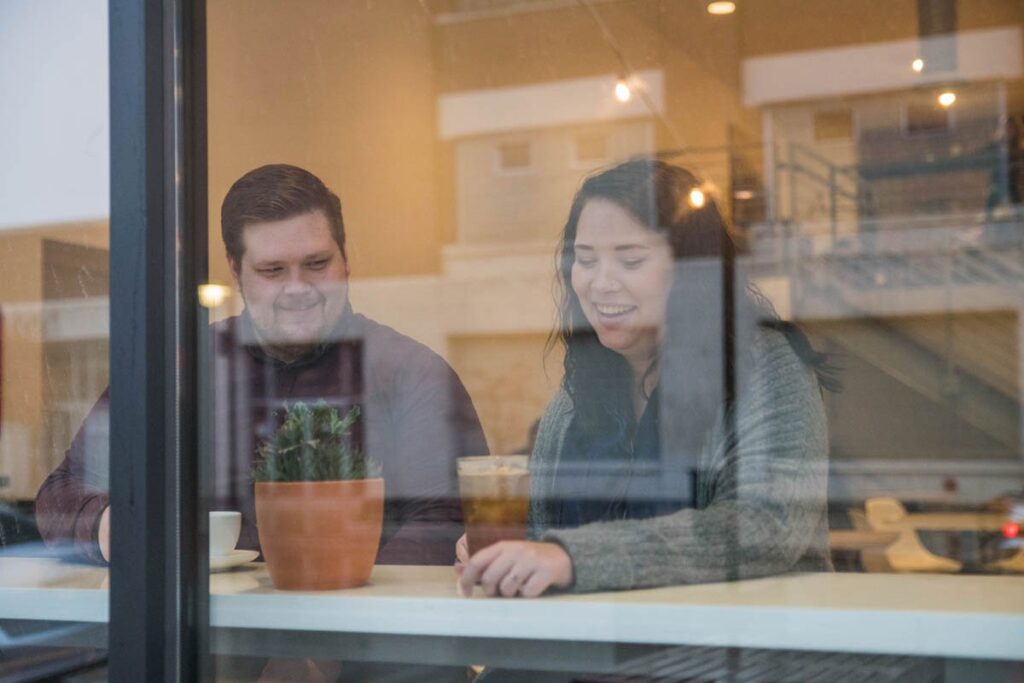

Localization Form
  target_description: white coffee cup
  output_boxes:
[209,511,241,557]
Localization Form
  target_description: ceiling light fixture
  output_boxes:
[706,1,736,15]
[937,91,957,108]
[614,77,632,103]
[911,58,924,73]
[198,283,232,309]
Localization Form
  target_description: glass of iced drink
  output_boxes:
[457,455,530,555]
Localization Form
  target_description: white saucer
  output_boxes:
[210,549,260,572]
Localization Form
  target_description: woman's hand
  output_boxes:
[454,533,470,572]
[456,541,573,598]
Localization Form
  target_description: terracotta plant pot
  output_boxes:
[255,479,384,590]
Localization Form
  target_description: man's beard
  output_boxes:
[238,282,348,362]
[265,305,327,358]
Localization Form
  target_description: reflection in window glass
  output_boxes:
[202,0,1024,679]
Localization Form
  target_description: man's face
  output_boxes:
[230,210,349,355]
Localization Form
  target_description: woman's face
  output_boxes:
[571,198,675,370]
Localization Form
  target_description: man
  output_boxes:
[36,164,488,566]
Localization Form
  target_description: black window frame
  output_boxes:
[108,0,208,680]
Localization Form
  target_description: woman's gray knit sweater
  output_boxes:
[529,328,832,593]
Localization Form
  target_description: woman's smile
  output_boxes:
[591,302,639,324]
[593,303,637,316]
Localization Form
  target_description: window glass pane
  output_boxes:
[202,1,1024,681]
[0,0,110,678]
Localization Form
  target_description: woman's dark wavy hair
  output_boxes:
[549,159,837,435]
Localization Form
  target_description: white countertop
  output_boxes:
[2,557,1022,660]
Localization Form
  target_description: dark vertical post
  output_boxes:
[180,0,209,681]
[109,0,173,678]
[108,0,206,680]
[720,197,739,583]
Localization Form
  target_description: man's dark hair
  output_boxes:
[221,164,346,265]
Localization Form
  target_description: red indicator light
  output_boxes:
[1003,522,1020,539]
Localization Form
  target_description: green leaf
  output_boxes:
[251,402,378,483]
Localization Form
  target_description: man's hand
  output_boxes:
[98,506,111,563]
[456,541,573,598]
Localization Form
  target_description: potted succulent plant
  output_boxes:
[253,401,383,590]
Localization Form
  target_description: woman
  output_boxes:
[457,159,835,598]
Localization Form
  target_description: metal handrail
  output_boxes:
[790,142,861,184]
[780,142,864,241]
[777,158,859,202]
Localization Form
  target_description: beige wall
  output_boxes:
[207,0,440,282]
[959,0,1024,32]
[740,0,918,58]
[740,0,1022,58]
[449,333,562,454]
[433,2,661,93]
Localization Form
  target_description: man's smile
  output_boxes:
[276,298,323,314]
